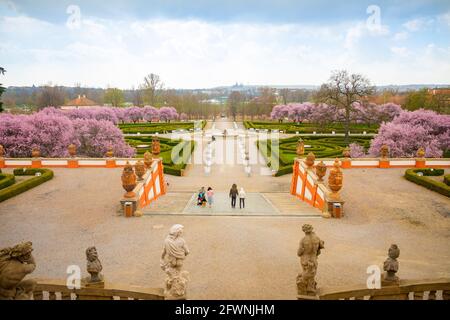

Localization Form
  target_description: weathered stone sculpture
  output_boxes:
[380,144,389,159]
[296,138,305,156]
[382,244,400,286]
[161,224,190,299]
[31,147,40,158]
[134,160,146,181]
[416,147,425,159]
[315,161,327,182]
[144,151,152,169]
[121,161,137,198]
[342,146,351,158]
[68,144,77,158]
[105,146,114,158]
[305,152,315,169]
[152,137,161,158]
[296,224,324,296]
[0,241,36,300]
[84,246,103,286]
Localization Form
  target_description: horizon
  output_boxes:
[1,0,450,88]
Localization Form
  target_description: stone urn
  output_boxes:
[144,151,152,169]
[0,144,4,158]
[305,152,315,169]
[31,147,41,158]
[328,159,343,197]
[68,144,77,158]
[416,147,425,159]
[296,138,305,156]
[342,147,351,158]
[134,160,146,181]
[152,137,160,158]
[380,144,389,159]
[315,161,327,182]
[105,147,114,158]
[121,162,137,198]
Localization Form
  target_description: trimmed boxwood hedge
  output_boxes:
[445,174,450,186]
[0,168,54,203]
[0,173,15,190]
[119,120,207,134]
[404,169,449,198]
[244,121,379,134]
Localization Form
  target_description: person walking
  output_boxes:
[229,184,238,208]
[239,187,246,209]
[206,187,214,208]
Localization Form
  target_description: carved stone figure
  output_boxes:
[68,144,77,157]
[305,152,315,168]
[0,144,4,158]
[416,147,425,159]
[152,137,161,158]
[85,247,103,284]
[134,160,146,181]
[315,161,327,182]
[382,244,400,285]
[0,241,36,300]
[161,224,190,299]
[328,159,343,199]
[380,144,389,159]
[121,161,137,198]
[105,146,114,158]
[296,224,324,296]
[342,147,351,158]
[296,138,305,156]
[31,147,40,158]
[144,151,152,169]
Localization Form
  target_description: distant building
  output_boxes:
[61,95,99,110]
[428,88,450,96]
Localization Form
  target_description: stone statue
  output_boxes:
[382,244,400,285]
[161,224,190,299]
[296,224,324,296]
[296,138,305,156]
[85,246,103,284]
[0,241,36,300]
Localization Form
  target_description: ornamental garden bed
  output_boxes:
[119,120,207,134]
[0,168,54,202]
[257,135,373,176]
[244,121,379,134]
[404,168,450,198]
[125,136,196,176]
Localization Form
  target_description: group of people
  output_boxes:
[196,184,247,209]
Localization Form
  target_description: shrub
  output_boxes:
[0,173,15,190]
[404,169,449,198]
[444,174,450,186]
[0,169,54,202]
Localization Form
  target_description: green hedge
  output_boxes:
[404,169,449,198]
[444,174,450,186]
[244,121,379,134]
[0,168,54,203]
[119,120,206,134]
[0,173,15,190]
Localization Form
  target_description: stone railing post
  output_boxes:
[379,144,390,168]
[415,147,426,168]
[67,144,79,168]
[341,147,352,169]
[326,159,344,218]
[105,147,116,168]
[31,147,42,168]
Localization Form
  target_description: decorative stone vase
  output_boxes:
[134,160,146,181]
[315,161,327,182]
[342,147,351,158]
[121,162,137,198]
[31,147,41,158]
[152,137,160,158]
[305,152,315,169]
[380,145,389,159]
[0,144,4,158]
[328,159,343,196]
[144,151,152,169]
[296,138,305,156]
[68,144,77,158]
[416,147,425,159]
[105,147,114,158]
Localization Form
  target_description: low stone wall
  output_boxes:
[0,157,152,169]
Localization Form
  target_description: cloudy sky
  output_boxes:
[1,0,449,89]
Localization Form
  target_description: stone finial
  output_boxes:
[416,147,425,159]
[121,161,137,198]
[296,138,305,156]
[342,146,351,158]
[315,161,327,182]
[380,144,389,159]
[161,224,190,300]
[68,144,77,158]
[382,244,400,286]
[296,224,324,296]
[105,146,114,158]
[144,151,152,169]
[328,159,343,199]
[134,160,146,181]
[152,137,161,158]
[0,241,36,300]
[0,144,4,158]
[31,147,40,158]
[305,152,315,169]
[84,246,104,287]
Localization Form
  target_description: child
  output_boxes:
[206,187,214,208]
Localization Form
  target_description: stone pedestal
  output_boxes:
[81,275,105,288]
[106,159,116,168]
[31,159,42,168]
[120,198,137,217]
[379,159,390,168]
[341,159,351,169]
[327,200,345,218]
[0,158,5,168]
[415,159,426,168]
[67,159,79,168]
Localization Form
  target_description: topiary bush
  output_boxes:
[404,169,449,198]
[0,168,54,202]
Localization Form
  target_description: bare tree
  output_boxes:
[227,91,242,121]
[37,85,66,109]
[279,88,289,105]
[141,73,163,106]
[0,67,5,112]
[315,70,374,143]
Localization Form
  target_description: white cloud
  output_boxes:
[438,12,450,28]
[393,31,409,41]
[402,18,434,32]
[344,21,389,49]
[390,46,410,57]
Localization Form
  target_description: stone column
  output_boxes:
[31,147,42,168]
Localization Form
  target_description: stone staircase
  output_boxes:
[143,192,194,215]
[261,193,322,216]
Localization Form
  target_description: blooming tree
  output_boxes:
[142,106,159,122]
[159,106,178,122]
[124,106,143,123]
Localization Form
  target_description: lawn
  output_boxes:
[258,135,373,176]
